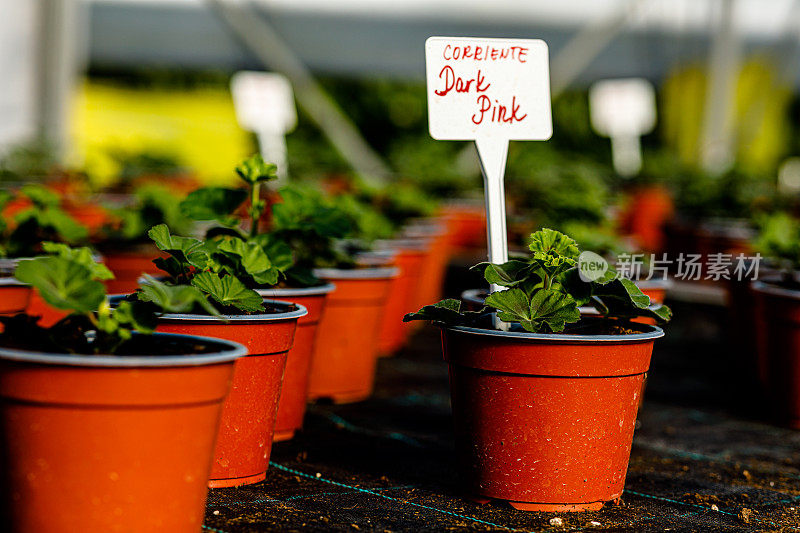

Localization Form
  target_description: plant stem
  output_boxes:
[250,182,261,239]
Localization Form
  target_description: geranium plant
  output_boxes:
[0,244,207,354]
[0,185,87,258]
[406,228,671,333]
[179,155,354,286]
[100,184,192,245]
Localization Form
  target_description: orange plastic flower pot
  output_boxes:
[438,202,487,250]
[752,281,800,428]
[256,284,335,441]
[376,241,428,356]
[403,220,451,313]
[0,279,32,315]
[25,290,68,327]
[154,301,306,487]
[442,321,663,511]
[0,333,246,533]
[102,246,165,294]
[618,186,674,252]
[64,203,107,234]
[308,268,398,403]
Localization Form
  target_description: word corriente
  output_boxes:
[442,44,529,63]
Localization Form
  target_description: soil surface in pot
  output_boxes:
[202,296,800,532]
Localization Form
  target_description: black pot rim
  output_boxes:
[108,295,308,322]
[255,282,336,298]
[313,266,399,280]
[446,318,664,344]
[0,332,247,367]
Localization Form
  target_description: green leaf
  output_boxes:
[642,303,672,323]
[110,300,158,333]
[214,237,282,286]
[179,187,247,226]
[235,154,278,185]
[41,242,114,281]
[472,260,531,287]
[529,228,580,260]
[15,256,105,312]
[525,289,580,332]
[593,277,651,309]
[403,298,483,326]
[589,277,672,324]
[152,256,184,279]
[190,271,264,313]
[485,288,532,322]
[285,266,321,287]
[147,224,210,269]
[251,233,295,272]
[485,288,580,332]
[21,184,60,208]
[12,206,89,246]
[137,275,221,317]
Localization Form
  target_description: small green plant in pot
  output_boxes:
[136,210,307,485]
[98,183,193,293]
[751,212,800,427]
[0,248,247,532]
[178,156,348,438]
[0,185,89,316]
[269,185,399,403]
[405,228,670,511]
[186,165,402,405]
[135,155,320,481]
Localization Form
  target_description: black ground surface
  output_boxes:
[202,293,800,532]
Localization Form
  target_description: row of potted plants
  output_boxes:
[0,156,452,529]
[0,155,476,510]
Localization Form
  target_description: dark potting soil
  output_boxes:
[203,290,800,532]
[0,313,235,355]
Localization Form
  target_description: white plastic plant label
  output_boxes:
[589,78,656,176]
[425,36,552,270]
[426,37,552,142]
[231,71,297,134]
[231,71,297,181]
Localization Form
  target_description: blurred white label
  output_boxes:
[589,78,656,138]
[231,71,297,134]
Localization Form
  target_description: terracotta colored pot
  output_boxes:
[154,301,307,487]
[102,246,165,294]
[441,321,663,511]
[0,278,31,315]
[438,202,487,250]
[24,290,68,327]
[375,240,428,356]
[1,257,67,326]
[0,333,246,532]
[618,186,674,252]
[403,220,451,312]
[752,281,800,427]
[256,284,335,441]
[64,203,107,234]
[308,267,398,403]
